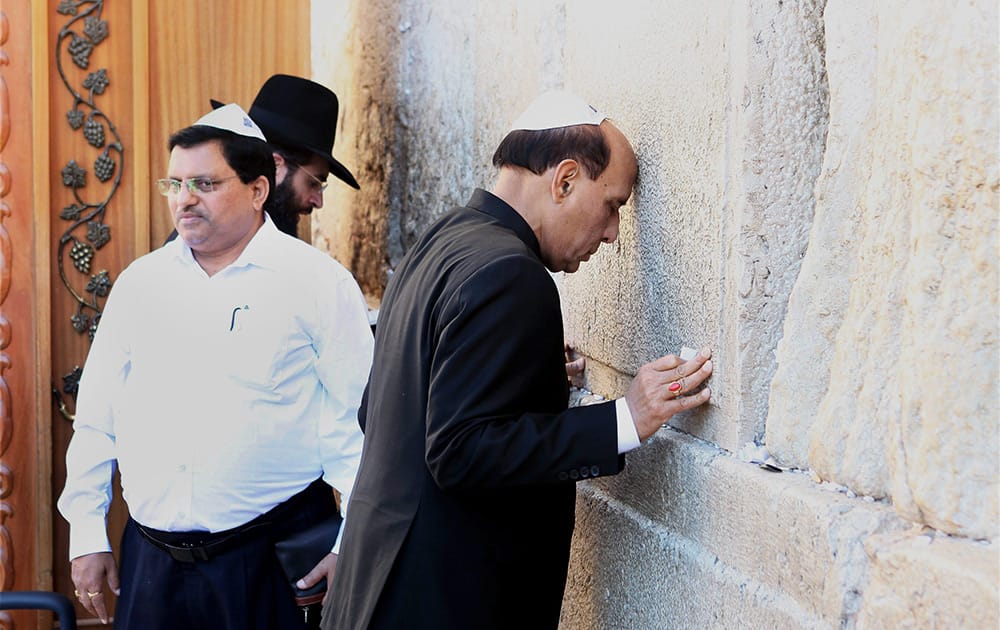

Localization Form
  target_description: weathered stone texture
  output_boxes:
[312,0,999,625]
[568,429,911,627]
[313,0,404,299]
[563,430,997,629]
[767,0,876,482]
[857,531,998,629]
[767,0,999,539]
[555,0,828,454]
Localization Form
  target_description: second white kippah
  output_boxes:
[509,90,607,132]
[193,103,267,141]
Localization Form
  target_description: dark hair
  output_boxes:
[168,125,276,194]
[491,124,611,179]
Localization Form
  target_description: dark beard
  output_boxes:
[266,178,311,238]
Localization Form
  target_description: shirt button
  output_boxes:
[178,464,187,472]
[579,467,590,478]
[558,472,569,481]
[590,465,600,477]
[569,469,579,480]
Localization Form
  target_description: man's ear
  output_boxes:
[272,152,289,180]
[550,159,580,202]
[250,175,270,211]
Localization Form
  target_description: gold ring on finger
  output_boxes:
[74,590,81,598]
[88,591,102,598]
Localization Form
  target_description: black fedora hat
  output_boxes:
[214,74,359,189]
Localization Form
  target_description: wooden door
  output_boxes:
[1,1,309,627]
[1,2,55,629]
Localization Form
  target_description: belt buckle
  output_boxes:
[169,544,210,563]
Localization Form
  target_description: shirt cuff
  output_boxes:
[615,397,641,454]
[68,515,113,561]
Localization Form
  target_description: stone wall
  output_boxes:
[312,0,998,626]
[768,0,998,541]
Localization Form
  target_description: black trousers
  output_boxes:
[115,518,307,630]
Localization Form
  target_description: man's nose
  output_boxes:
[603,212,620,243]
[175,184,197,206]
[310,190,325,210]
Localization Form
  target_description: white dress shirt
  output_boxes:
[615,397,641,453]
[58,216,373,561]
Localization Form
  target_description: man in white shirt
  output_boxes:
[58,104,373,629]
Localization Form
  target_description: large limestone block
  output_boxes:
[857,532,998,628]
[767,0,999,538]
[560,0,827,453]
[563,429,996,628]
[569,429,909,626]
[767,0,875,471]
[559,0,732,444]
[562,491,833,629]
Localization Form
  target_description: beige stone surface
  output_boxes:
[767,0,875,472]
[563,491,834,629]
[312,0,407,298]
[857,532,998,628]
[316,0,829,452]
[562,430,997,629]
[311,0,1000,623]
[767,0,999,538]
[558,0,828,454]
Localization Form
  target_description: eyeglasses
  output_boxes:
[156,175,240,196]
[298,168,328,193]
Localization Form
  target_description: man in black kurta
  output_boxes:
[323,91,714,629]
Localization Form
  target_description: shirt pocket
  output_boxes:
[222,304,287,390]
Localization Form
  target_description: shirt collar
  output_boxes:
[466,188,542,260]
[168,213,285,272]
[230,213,285,270]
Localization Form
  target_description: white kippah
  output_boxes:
[508,90,607,132]
[193,103,267,141]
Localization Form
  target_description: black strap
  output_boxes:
[135,478,336,563]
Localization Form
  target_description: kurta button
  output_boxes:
[590,465,600,476]
[569,469,579,480]
[558,472,569,481]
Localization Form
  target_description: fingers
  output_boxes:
[627,348,714,441]
[674,385,712,410]
[73,586,107,623]
[105,558,122,597]
[662,357,713,401]
[296,552,337,591]
[564,342,586,387]
[639,348,711,387]
[88,590,110,625]
[646,347,712,377]
[71,552,117,623]
[565,356,585,378]
[670,347,712,379]
[295,552,338,605]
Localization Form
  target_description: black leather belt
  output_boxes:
[132,478,331,563]
[134,519,271,563]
